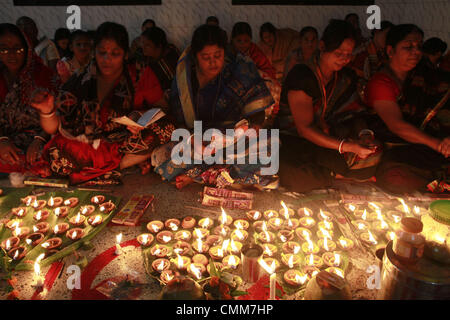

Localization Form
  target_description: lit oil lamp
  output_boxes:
[6,219,22,230]
[386,211,403,224]
[99,201,115,213]
[53,223,69,235]
[32,199,46,210]
[284,270,308,287]
[115,233,123,255]
[252,220,268,233]
[198,218,214,229]
[192,238,209,254]
[233,219,250,230]
[325,267,345,279]
[205,234,223,247]
[396,198,410,214]
[209,245,227,260]
[263,209,279,220]
[11,207,27,218]
[152,258,170,273]
[219,208,233,226]
[33,210,49,222]
[258,230,275,243]
[41,238,62,250]
[80,205,95,216]
[299,217,316,229]
[32,253,45,288]
[282,241,301,255]
[228,239,243,255]
[360,230,378,245]
[222,254,240,270]
[318,238,337,252]
[63,197,79,208]
[192,253,209,266]
[246,210,262,221]
[372,219,390,234]
[412,205,428,217]
[69,212,86,227]
[318,220,334,231]
[386,231,396,242]
[322,252,343,268]
[352,220,370,232]
[268,217,284,231]
[278,230,294,243]
[173,241,191,256]
[33,222,49,234]
[283,218,300,230]
[280,201,295,218]
[281,253,301,268]
[354,209,371,221]
[165,219,181,231]
[345,204,358,213]
[337,237,354,251]
[160,270,176,284]
[8,246,26,260]
[302,240,320,255]
[303,265,320,280]
[187,263,205,280]
[147,220,164,233]
[181,216,196,229]
[150,244,169,258]
[297,207,314,217]
[172,255,191,271]
[262,243,278,257]
[318,209,333,221]
[212,225,230,237]
[66,228,84,241]
[91,195,105,205]
[13,226,30,239]
[305,253,323,268]
[174,230,192,241]
[317,227,334,240]
[1,236,20,251]
[156,230,174,244]
[25,232,44,246]
[231,229,248,242]
[192,228,209,240]
[47,196,63,208]
[295,227,312,242]
[137,233,154,246]
[368,202,384,211]
[87,215,103,227]
[21,195,36,206]
[54,206,69,218]
[260,257,280,272]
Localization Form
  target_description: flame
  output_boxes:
[200,218,211,228]
[194,228,203,239]
[324,220,332,230]
[361,209,367,221]
[320,227,332,239]
[264,244,273,256]
[281,201,290,219]
[295,274,308,285]
[92,215,102,225]
[64,199,71,205]
[367,231,377,244]
[274,218,282,226]
[302,230,310,240]
[15,226,21,236]
[348,204,356,212]
[13,250,19,260]
[142,234,149,245]
[376,209,383,221]
[54,207,61,216]
[308,254,314,266]
[380,220,388,229]
[307,240,314,252]
[235,221,243,230]
[234,229,244,241]
[263,230,271,242]
[339,238,348,248]
[220,207,228,224]
[253,211,261,219]
[434,234,446,244]
[162,235,172,243]
[11,221,19,229]
[177,255,184,268]
[387,232,396,241]
[164,273,174,282]
[323,237,329,251]
[18,208,24,216]
[266,211,275,218]
[41,242,50,248]
[334,253,341,266]
[302,207,312,216]
[169,222,178,231]
[5,239,11,250]
[293,245,301,254]
[154,247,161,255]
[26,239,32,245]
[222,239,230,252]
[190,264,202,279]
[49,197,54,207]
[230,239,239,253]
[195,238,203,251]
[33,200,39,208]
[280,234,287,243]
[116,233,123,244]
[151,224,160,233]
[36,210,42,221]
[182,231,189,239]
[413,206,421,215]
[262,221,268,232]
[157,260,165,271]
[75,212,82,223]
[305,217,314,226]
[71,230,78,239]
[53,225,59,234]
[26,197,32,206]
[287,255,294,268]
[393,215,401,223]
[398,198,410,214]
[319,209,329,220]
[220,227,227,237]
[368,202,380,210]
[217,248,224,258]
[287,219,293,228]
[174,248,182,255]
[228,255,238,268]
[358,223,366,230]
[334,268,344,278]
[33,225,39,232]
[258,259,275,274]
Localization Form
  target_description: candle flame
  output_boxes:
[152,224,159,233]
[376,209,383,221]
[228,255,238,268]
[306,217,314,226]
[26,239,32,245]
[264,244,273,256]
[41,242,50,248]
[164,273,174,282]
[220,227,227,237]
[262,221,268,232]
[54,225,59,234]
[33,199,39,208]
[358,223,366,230]
[71,230,78,239]
[281,201,290,219]
[307,240,314,252]
[194,228,203,239]
[274,218,281,226]
[195,238,203,251]
[263,230,271,242]
[154,247,161,255]
[200,218,211,228]
[319,209,330,220]
[182,231,189,239]
[303,207,312,216]
[54,207,61,216]
[230,239,239,253]
[368,202,380,210]
[393,215,401,223]
[217,248,224,258]
[11,221,19,229]
[324,220,332,230]
[339,238,348,248]
[142,234,149,245]
[320,227,332,239]
[323,237,329,251]
[434,234,446,244]
[302,230,310,240]
[334,268,344,278]
[116,233,122,244]
[253,211,261,219]
[387,232,396,241]
[235,221,243,230]
[18,208,24,216]
[92,215,102,225]
[413,206,421,215]
[36,210,42,221]
[26,197,32,206]
[64,199,71,205]
[380,220,388,229]
[15,226,21,236]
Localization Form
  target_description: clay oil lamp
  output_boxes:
[318,220,334,231]
[21,195,36,206]
[212,225,230,237]
[0,218,9,228]
[297,207,314,218]
[69,212,85,227]
[246,210,262,221]
[32,199,46,210]
[6,219,22,230]
[192,254,209,266]
[209,245,226,260]
[325,267,345,279]
[352,220,370,232]
[207,262,224,275]
[252,220,268,233]
[79,205,95,216]
[67,228,84,241]
[283,218,300,230]
[344,204,358,213]
[280,201,295,218]
[268,217,284,231]
[187,263,206,280]
[261,257,280,272]
[323,252,343,268]
[278,230,295,243]
[47,196,63,208]
[218,208,233,226]
[222,254,240,270]
[317,227,334,240]
[150,245,170,258]
[64,197,79,208]
[160,270,176,284]
[263,209,279,220]
[233,219,249,231]
[205,234,223,247]
[174,230,192,241]
[165,219,181,232]
[386,210,403,224]
[192,228,209,240]
[152,258,170,273]
[360,230,378,246]
[299,217,316,229]
[88,215,103,227]
[337,237,354,251]
[33,222,49,234]
[303,265,320,280]
[147,220,164,234]
[231,229,248,242]
[372,219,390,234]
[262,243,278,257]
[156,230,174,244]
[8,246,26,260]
[318,209,333,221]
[396,198,411,215]
[282,253,301,268]
[295,227,312,242]
[198,218,214,229]
[173,241,191,256]
[412,205,428,217]
[302,239,319,255]
[353,209,368,220]
[192,238,209,254]
[226,239,242,255]
[13,226,30,239]
[284,270,308,287]
[137,233,154,247]
[41,237,62,250]
[282,241,301,255]
[1,237,20,251]
[181,216,196,229]
[91,195,105,205]
[318,237,337,252]
[11,207,27,218]
[305,253,323,269]
[33,210,49,222]
[99,201,115,213]
[258,230,275,243]
[25,233,44,246]
[172,255,191,271]
[54,206,69,218]
[53,223,69,235]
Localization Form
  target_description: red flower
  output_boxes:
[210,276,220,287]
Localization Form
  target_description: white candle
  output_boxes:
[33,253,45,288]
[115,233,123,255]
[270,272,276,300]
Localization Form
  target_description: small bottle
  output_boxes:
[392,217,425,264]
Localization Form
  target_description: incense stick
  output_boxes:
[184,205,221,215]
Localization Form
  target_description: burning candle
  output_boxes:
[233,219,250,230]
[386,211,403,224]
[219,208,233,226]
[412,206,428,217]
[354,209,368,220]
[231,229,248,242]
[6,219,22,230]
[181,216,196,229]
[325,267,345,279]
[66,228,84,241]
[262,243,278,257]
[91,195,105,205]
[88,215,103,227]
[246,210,262,221]
[99,201,115,213]
[284,270,308,287]
[150,245,169,258]
[345,204,357,213]
[337,237,354,251]
[187,263,205,280]
[302,240,319,255]
[258,258,277,300]
[295,227,312,242]
[69,212,86,227]
[318,220,334,231]
[281,253,301,268]
[174,230,192,241]
[115,233,122,255]
[368,202,384,211]
[137,233,154,246]
[9,246,26,260]
[165,219,181,231]
[22,195,36,206]
[47,196,63,208]
[299,217,316,229]
[33,210,49,222]
[173,241,191,256]
[156,231,174,244]
[198,218,214,229]
[53,223,69,235]
[32,199,46,210]
[160,270,176,284]
[283,218,300,230]
[386,231,396,242]
[323,252,342,268]
[152,258,170,273]
[11,207,27,218]
[303,265,320,280]
[297,207,313,217]
[64,197,79,208]
[372,219,390,234]
[318,238,336,252]
[147,221,164,233]
[258,230,275,243]
[396,198,410,214]
[317,227,334,240]
[192,238,209,253]
[33,253,46,288]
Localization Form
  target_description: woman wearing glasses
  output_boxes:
[277,19,378,193]
[0,23,58,177]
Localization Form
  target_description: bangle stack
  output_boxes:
[39,108,56,118]
[338,139,346,154]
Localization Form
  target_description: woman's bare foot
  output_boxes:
[175,175,194,189]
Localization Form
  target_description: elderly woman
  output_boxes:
[152,24,278,190]
[0,23,58,176]
[31,22,175,185]
[365,24,450,193]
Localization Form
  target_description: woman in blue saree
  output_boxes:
[152,24,279,190]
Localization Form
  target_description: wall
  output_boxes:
[0,0,448,50]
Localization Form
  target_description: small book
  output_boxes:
[112,108,165,128]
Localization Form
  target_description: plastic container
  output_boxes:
[392,217,425,264]
[422,200,450,265]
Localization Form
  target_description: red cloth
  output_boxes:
[364,72,400,107]
[246,43,277,81]
[0,154,50,176]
